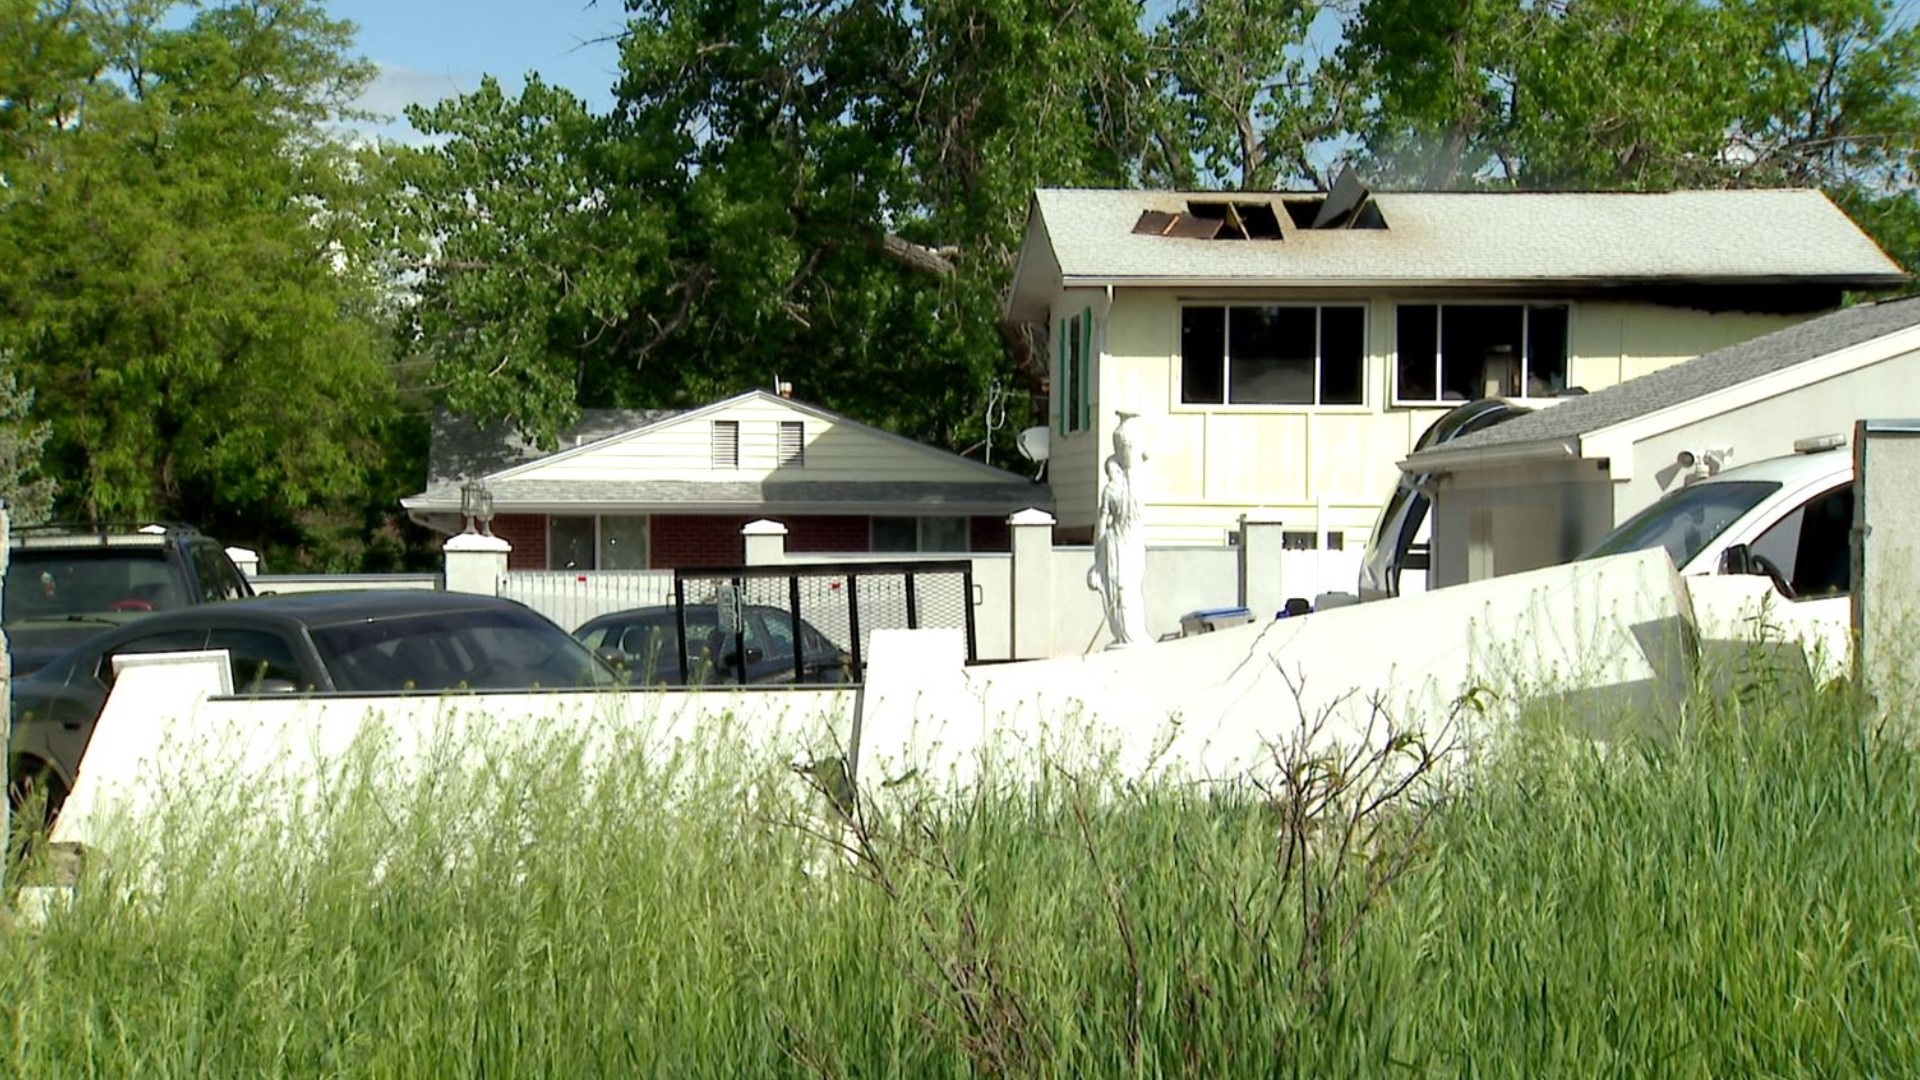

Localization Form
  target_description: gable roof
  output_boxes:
[1008,188,1905,320]
[427,407,680,487]
[1401,295,1920,469]
[406,391,1049,518]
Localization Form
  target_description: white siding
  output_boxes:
[1083,288,1828,547]
[509,396,1017,485]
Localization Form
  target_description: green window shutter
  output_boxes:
[1056,317,1067,432]
[1080,306,1094,432]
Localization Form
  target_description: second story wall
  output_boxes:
[1085,289,1805,543]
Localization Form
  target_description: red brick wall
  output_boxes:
[649,515,750,569]
[498,511,1013,570]
[969,515,1010,553]
[785,515,872,554]
[494,514,548,571]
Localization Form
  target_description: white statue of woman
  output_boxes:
[1088,412,1149,646]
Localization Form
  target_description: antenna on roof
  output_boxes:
[983,378,1007,465]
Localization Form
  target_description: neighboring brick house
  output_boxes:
[402,391,1046,571]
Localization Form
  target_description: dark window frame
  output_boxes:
[1178,303,1369,408]
[1393,302,1572,405]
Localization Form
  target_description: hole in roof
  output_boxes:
[1131,200,1284,240]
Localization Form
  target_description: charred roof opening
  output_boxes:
[1282,166,1387,230]
[1132,200,1285,240]
[1131,169,1386,241]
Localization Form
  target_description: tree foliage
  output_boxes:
[0,0,400,560]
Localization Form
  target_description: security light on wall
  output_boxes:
[1676,447,1733,484]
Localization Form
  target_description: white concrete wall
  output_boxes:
[55,550,1699,858]
[52,655,859,855]
[1854,422,1920,709]
[858,549,1697,793]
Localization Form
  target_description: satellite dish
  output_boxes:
[1016,426,1051,463]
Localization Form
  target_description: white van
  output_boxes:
[1580,436,1853,627]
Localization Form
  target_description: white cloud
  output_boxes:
[356,62,476,119]
[341,62,477,146]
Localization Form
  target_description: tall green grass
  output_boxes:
[3,665,1917,1076]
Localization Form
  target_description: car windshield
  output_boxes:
[312,607,616,692]
[3,550,184,621]
[1581,480,1782,569]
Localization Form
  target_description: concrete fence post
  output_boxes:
[444,532,512,596]
[743,519,790,566]
[1239,510,1286,620]
[1853,419,1920,713]
[225,546,261,579]
[1009,508,1056,660]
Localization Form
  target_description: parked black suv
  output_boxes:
[4,523,254,676]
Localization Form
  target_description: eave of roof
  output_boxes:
[1396,437,1581,476]
[402,479,1054,518]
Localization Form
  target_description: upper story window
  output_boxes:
[1180,304,1365,406]
[710,420,739,468]
[1395,304,1569,403]
[778,420,804,466]
[1058,310,1091,434]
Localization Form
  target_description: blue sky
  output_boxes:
[327,1,628,140]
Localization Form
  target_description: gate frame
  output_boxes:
[672,559,979,684]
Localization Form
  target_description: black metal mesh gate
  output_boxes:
[669,560,977,685]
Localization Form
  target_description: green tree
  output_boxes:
[0,353,58,526]
[1151,0,1356,189]
[392,0,1176,453]
[0,0,401,558]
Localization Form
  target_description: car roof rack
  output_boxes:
[11,521,201,539]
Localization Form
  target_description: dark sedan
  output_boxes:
[575,604,851,686]
[9,590,617,818]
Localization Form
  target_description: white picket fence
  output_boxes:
[497,570,676,633]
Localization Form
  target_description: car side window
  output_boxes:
[1750,482,1853,600]
[207,628,309,691]
[97,629,209,686]
[189,542,248,601]
[757,610,797,659]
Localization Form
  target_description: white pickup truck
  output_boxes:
[1580,435,1854,674]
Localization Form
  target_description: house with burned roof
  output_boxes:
[401,390,1049,570]
[1003,180,1905,550]
[1397,295,1920,587]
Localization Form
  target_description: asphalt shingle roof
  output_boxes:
[1425,295,1920,455]
[1031,188,1905,285]
[427,408,680,486]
